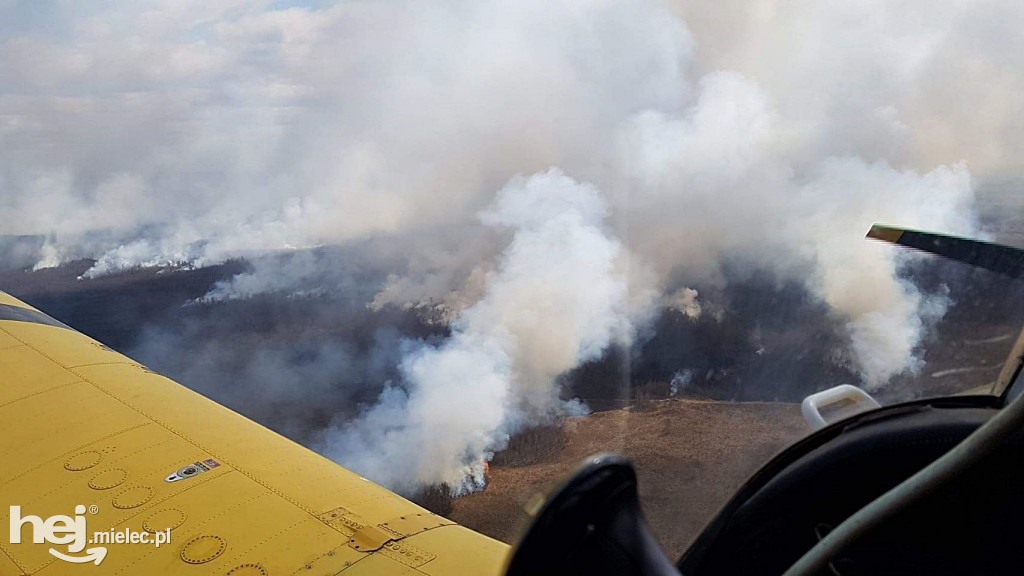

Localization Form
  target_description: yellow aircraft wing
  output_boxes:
[0,291,508,575]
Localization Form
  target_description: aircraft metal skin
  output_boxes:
[867,224,1024,278]
[0,290,508,575]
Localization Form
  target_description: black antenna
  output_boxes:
[867,224,1024,279]
[867,223,1024,395]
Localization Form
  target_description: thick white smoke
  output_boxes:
[320,169,632,493]
[3,0,1019,488]
[613,73,976,386]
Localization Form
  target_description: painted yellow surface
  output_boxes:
[0,291,509,576]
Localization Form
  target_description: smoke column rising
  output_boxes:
[3,0,1020,490]
[320,170,633,493]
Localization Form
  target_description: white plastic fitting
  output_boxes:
[801,384,881,430]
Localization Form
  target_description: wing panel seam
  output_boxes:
[14,437,175,512]
[0,324,343,535]
[221,515,311,572]
[0,420,152,491]
[0,537,26,573]
[0,538,28,575]
[30,469,238,575]
[65,361,134,369]
[109,471,251,576]
[69,371,325,519]
[0,378,83,411]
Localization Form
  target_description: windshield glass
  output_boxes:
[3,0,1024,562]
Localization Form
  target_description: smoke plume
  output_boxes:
[5,0,1023,490]
[320,170,632,493]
